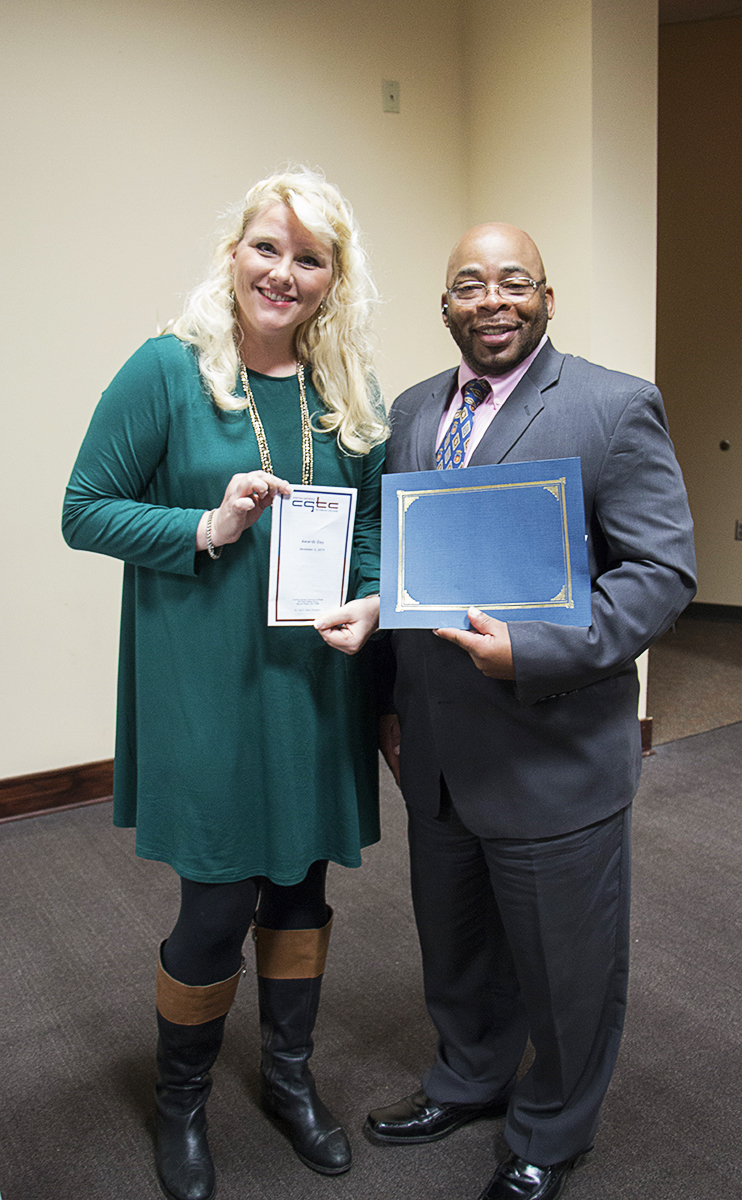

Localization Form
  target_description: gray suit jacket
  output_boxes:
[385,340,697,838]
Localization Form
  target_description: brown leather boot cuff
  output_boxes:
[254,911,333,979]
[156,943,244,1025]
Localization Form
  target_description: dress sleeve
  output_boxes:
[350,440,384,599]
[62,340,205,576]
[509,384,697,705]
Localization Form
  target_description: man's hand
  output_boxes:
[434,607,515,679]
[379,713,401,787]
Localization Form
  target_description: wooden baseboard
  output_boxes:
[0,759,113,824]
[684,601,742,623]
[641,716,654,757]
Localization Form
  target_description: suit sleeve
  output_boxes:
[62,340,204,576]
[509,384,697,705]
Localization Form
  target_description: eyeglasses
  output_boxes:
[447,277,546,305]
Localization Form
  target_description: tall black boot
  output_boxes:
[254,911,351,1175]
[155,944,243,1200]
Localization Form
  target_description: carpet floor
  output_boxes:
[647,614,742,744]
[1,721,740,1200]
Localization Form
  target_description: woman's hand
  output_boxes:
[313,594,380,655]
[196,471,291,551]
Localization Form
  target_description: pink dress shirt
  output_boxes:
[435,335,549,466]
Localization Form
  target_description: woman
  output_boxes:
[63,168,387,1200]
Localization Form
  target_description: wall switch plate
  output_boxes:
[382,80,400,113]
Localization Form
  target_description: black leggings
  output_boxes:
[162,860,329,986]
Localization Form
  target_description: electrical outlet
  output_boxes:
[735,520,742,541]
[382,80,400,113]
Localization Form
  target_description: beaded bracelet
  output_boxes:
[205,510,222,560]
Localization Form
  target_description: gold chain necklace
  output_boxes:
[239,361,313,486]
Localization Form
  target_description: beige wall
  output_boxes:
[591,0,658,380]
[466,0,658,381]
[2,0,662,777]
[465,0,658,709]
[657,17,742,605]
[466,0,594,356]
[1,0,467,777]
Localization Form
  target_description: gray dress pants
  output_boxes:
[406,789,631,1166]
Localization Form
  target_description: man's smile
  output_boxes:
[474,323,519,345]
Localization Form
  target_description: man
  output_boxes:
[365,224,696,1200]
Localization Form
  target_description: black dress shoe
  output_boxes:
[364,1085,511,1144]
[476,1151,586,1200]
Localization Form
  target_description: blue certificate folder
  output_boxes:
[379,458,591,629]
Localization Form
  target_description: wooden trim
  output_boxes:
[640,716,654,757]
[0,759,113,824]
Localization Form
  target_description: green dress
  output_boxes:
[63,335,383,883]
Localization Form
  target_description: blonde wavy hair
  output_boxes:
[169,168,387,455]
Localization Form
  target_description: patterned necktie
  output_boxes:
[435,378,492,470]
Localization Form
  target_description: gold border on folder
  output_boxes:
[396,479,574,613]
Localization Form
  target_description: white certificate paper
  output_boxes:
[267,485,357,625]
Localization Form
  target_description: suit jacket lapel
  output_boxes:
[413,369,458,470]
[469,340,564,466]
